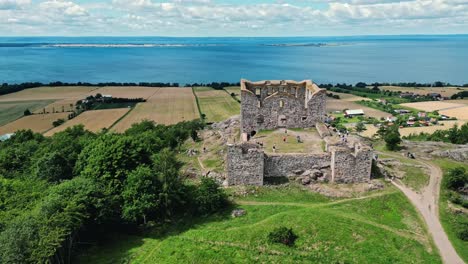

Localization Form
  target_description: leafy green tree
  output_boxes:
[122,166,160,224]
[193,177,227,215]
[384,128,401,151]
[24,109,31,116]
[444,167,467,191]
[33,151,72,182]
[355,122,366,133]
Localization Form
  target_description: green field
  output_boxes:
[77,185,441,264]
[194,87,240,123]
[224,86,241,102]
[433,159,468,263]
[0,100,55,126]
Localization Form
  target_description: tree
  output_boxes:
[33,152,72,182]
[444,167,467,191]
[384,128,401,151]
[24,109,32,116]
[122,166,160,224]
[52,118,65,127]
[355,122,366,133]
[193,177,227,215]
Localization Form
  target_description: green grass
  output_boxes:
[401,166,430,191]
[77,185,441,264]
[224,86,241,102]
[433,159,468,262]
[194,87,240,123]
[0,100,55,126]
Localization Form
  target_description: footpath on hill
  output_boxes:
[380,151,464,264]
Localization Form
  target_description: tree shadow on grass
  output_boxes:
[74,205,235,264]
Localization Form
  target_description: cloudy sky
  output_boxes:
[1,0,468,36]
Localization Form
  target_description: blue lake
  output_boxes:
[1,35,468,85]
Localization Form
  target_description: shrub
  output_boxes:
[24,109,31,116]
[444,167,467,191]
[194,177,227,215]
[384,129,401,151]
[52,119,65,127]
[268,226,298,246]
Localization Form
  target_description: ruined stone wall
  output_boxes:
[264,153,331,177]
[226,143,264,186]
[330,146,372,183]
[241,87,326,135]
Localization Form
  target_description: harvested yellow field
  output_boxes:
[361,121,467,138]
[45,108,130,136]
[328,92,371,102]
[379,86,466,97]
[112,88,199,132]
[194,87,240,123]
[0,86,96,102]
[0,113,69,135]
[33,98,79,114]
[400,121,467,137]
[326,98,388,119]
[400,101,466,112]
[440,106,468,121]
[90,87,159,100]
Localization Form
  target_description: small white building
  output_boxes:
[344,109,365,117]
[0,133,14,142]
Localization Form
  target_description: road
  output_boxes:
[380,152,464,264]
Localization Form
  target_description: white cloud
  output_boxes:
[1,0,468,36]
[0,0,30,10]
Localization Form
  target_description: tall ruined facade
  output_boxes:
[240,79,326,137]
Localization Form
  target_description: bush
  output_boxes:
[384,129,401,151]
[24,109,31,116]
[444,167,467,191]
[52,119,65,127]
[194,177,227,215]
[268,226,298,246]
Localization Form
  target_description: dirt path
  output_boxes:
[379,152,464,264]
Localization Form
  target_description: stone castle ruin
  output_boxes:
[240,79,326,139]
[226,79,373,186]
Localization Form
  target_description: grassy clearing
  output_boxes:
[400,166,430,192]
[0,100,55,126]
[433,159,468,262]
[77,185,440,264]
[194,87,240,123]
[255,129,324,154]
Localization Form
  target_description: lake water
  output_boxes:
[1,35,468,85]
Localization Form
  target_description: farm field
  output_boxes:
[0,86,96,102]
[194,87,240,123]
[33,98,80,114]
[328,91,372,102]
[326,98,388,118]
[89,86,159,100]
[0,113,69,135]
[378,86,467,97]
[400,101,467,112]
[440,107,468,121]
[112,88,199,132]
[0,100,55,126]
[361,121,467,138]
[77,185,441,264]
[44,109,130,136]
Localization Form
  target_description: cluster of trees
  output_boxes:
[185,82,240,90]
[0,119,228,263]
[404,124,468,144]
[376,125,402,150]
[443,167,468,241]
[451,91,468,99]
[76,93,146,111]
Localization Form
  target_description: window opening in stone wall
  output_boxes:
[280,100,284,108]
[302,116,307,121]
[257,101,261,108]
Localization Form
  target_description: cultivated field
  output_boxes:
[194,87,240,123]
[361,121,467,138]
[78,186,441,263]
[379,86,467,97]
[0,113,69,135]
[45,109,130,136]
[328,92,372,102]
[89,86,159,100]
[400,101,467,112]
[224,86,241,101]
[440,107,468,121]
[33,98,79,114]
[0,100,55,126]
[112,88,199,132]
[0,86,96,102]
[326,98,388,118]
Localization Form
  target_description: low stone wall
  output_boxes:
[315,122,331,138]
[264,153,331,177]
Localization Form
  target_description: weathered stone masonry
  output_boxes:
[226,79,373,186]
[241,79,327,137]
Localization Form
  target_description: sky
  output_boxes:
[1,0,468,36]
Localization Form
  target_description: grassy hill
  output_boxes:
[77,184,441,264]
